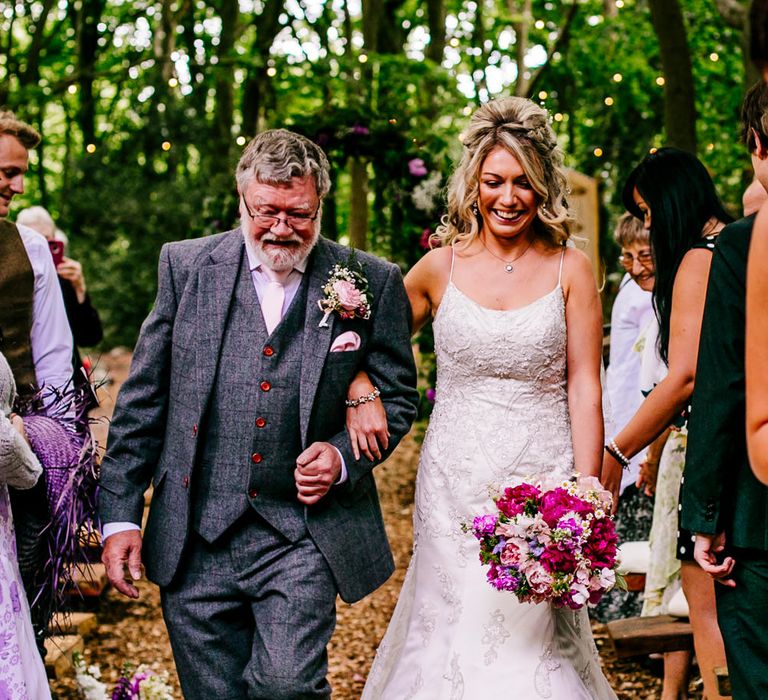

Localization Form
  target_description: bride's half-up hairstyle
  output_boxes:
[435,96,573,248]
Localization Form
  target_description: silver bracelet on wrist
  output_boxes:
[345,387,381,408]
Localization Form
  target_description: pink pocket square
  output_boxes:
[330,331,361,352]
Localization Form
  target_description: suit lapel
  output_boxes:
[300,239,337,445]
[195,231,245,415]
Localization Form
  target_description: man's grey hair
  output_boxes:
[236,129,331,199]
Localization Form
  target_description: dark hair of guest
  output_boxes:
[622,147,733,365]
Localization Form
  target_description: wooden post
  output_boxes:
[349,156,369,251]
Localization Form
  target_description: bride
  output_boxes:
[346,96,616,698]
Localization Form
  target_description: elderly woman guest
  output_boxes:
[601,148,730,700]
[592,212,655,624]
[350,96,616,698]
[0,352,51,698]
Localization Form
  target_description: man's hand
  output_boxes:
[694,532,736,587]
[102,530,143,599]
[600,450,623,515]
[295,442,342,505]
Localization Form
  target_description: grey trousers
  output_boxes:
[161,515,338,700]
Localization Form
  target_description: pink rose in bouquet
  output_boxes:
[467,476,623,609]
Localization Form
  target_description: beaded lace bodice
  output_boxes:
[426,280,574,497]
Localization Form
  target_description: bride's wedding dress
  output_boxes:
[362,251,616,699]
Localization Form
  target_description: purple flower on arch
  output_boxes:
[408,158,428,177]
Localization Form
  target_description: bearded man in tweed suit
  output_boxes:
[99,129,418,699]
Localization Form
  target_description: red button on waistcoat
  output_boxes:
[255,417,267,428]
[260,381,271,392]
[248,488,258,499]
[263,346,275,357]
[182,475,190,489]
[192,424,198,436]
[251,453,263,464]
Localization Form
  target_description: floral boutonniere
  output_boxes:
[317,251,372,328]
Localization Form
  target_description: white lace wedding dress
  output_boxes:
[362,251,616,699]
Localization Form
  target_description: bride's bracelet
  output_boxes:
[604,439,631,470]
[345,387,381,408]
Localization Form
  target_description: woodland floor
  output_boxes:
[49,349,700,699]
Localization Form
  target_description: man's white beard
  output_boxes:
[251,227,320,272]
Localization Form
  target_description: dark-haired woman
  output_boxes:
[601,147,730,700]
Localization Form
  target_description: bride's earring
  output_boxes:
[472,203,479,215]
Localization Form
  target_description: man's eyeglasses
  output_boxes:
[619,250,653,270]
[242,198,320,231]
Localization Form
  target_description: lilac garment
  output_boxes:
[0,485,51,699]
[16,224,74,397]
[604,275,654,492]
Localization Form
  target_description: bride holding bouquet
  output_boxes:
[347,96,616,698]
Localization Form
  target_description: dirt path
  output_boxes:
[50,350,689,699]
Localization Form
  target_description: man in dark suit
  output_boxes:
[681,80,768,698]
[99,129,419,699]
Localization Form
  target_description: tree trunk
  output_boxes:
[426,0,446,64]
[508,0,532,96]
[75,0,105,148]
[210,0,238,171]
[349,157,369,251]
[647,0,697,153]
[241,0,283,135]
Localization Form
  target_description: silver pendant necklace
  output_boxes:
[481,238,534,273]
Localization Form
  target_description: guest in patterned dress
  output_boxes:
[0,352,51,699]
[601,148,731,700]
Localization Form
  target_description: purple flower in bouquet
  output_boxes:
[472,514,497,539]
[488,564,520,592]
[425,387,436,403]
[408,158,428,176]
[527,537,545,557]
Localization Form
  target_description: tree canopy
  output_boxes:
[0,0,753,347]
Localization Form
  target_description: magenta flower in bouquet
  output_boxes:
[469,475,622,609]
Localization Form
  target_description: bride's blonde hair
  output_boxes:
[435,97,573,248]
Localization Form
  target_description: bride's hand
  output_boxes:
[346,372,389,461]
[600,450,623,515]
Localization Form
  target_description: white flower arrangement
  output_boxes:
[411,171,443,213]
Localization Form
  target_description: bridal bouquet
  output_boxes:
[469,476,621,609]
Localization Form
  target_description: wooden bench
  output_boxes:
[607,616,732,696]
[45,634,84,679]
[606,614,693,658]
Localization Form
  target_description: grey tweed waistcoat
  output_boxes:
[192,256,309,543]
